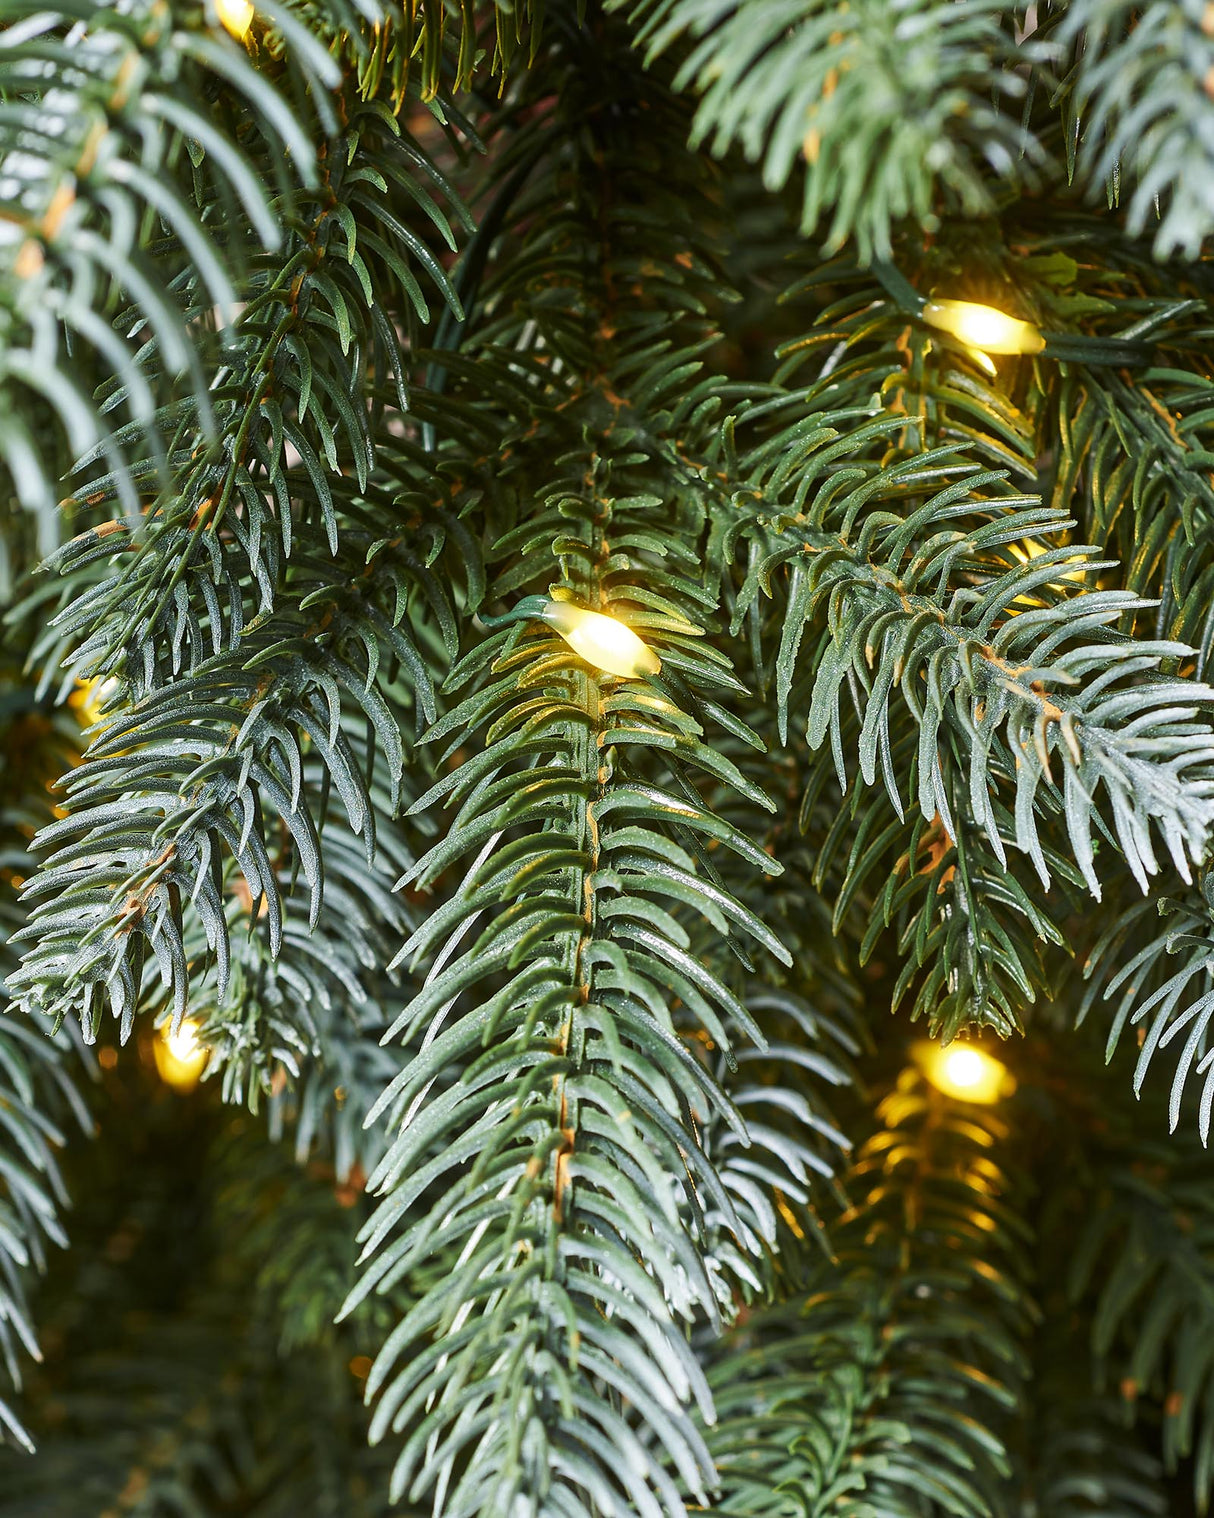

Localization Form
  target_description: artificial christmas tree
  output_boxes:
[3,0,1214,1512]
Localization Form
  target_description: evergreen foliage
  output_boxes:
[2,0,1214,1513]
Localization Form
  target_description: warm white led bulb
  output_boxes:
[153,1018,209,1092]
[1016,537,1088,584]
[70,675,120,729]
[921,299,1044,357]
[168,1023,200,1061]
[541,601,661,679]
[216,0,254,40]
[913,1039,1013,1104]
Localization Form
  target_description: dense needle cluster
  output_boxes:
[3,2,1214,1514]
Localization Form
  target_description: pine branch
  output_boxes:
[702,984,854,1286]
[330,33,868,1510]
[613,0,1044,262]
[1064,0,1214,258]
[0,1110,399,1514]
[9,527,442,1038]
[0,0,359,538]
[715,273,1214,903]
[0,1015,81,1454]
[47,87,469,677]
[650,696,865,1277]
[1052,360,1214,661]
[683,773,861,1286]
[1065,1118,1214,1504]
[1078,874,1214,1139]
[701,1067,1035,1517]
[5,81,481,1036]
[0,655,92,1452]
[814,718,1079,1039]
[753,243,1214,1050]
[706,258,1086,1039]
[8,3,1214,1509]
[344,454,783,1515]
[1023,1401,1169,1516]
[735,422,1214,890]
[137,792,411,1178]
[1017,1064,1176,1518]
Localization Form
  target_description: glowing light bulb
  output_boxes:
[913,1039,1014,1104]
[215,0,254,40]
[1014,537,1088,584]
[921,299,1044,358]
[153,1018,209,1093]
[540,601,661,679]
[1005,537,1089,612]
[69,675,119,730]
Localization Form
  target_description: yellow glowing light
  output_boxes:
[69,675,119,730]
[153,1018,209,1093]
[215,0,254,39]
[1013,536,1088,584]
[921,299,1045,358]
[541,601,661,679]
[913,1040,1014,1104]
[1006,538,1089,612]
